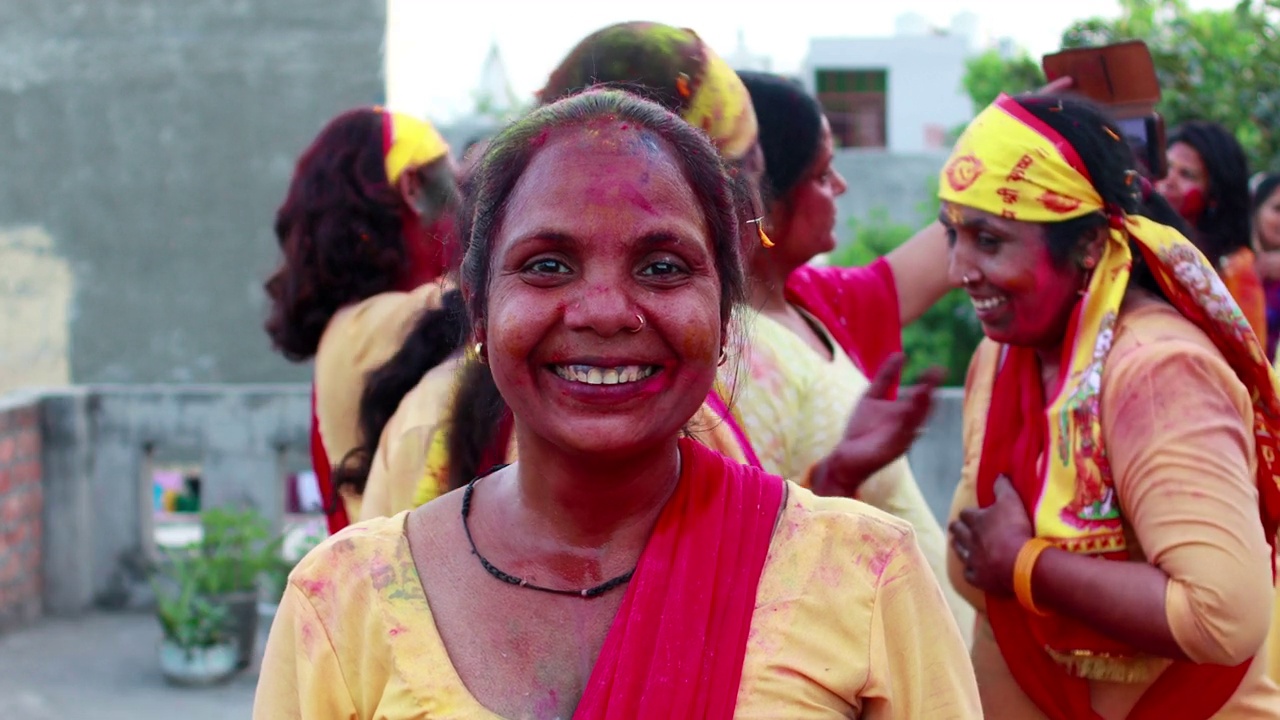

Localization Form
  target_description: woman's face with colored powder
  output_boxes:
[1257,186,1280,251]
[1157,142,1209,225]
[482,121,724,456]
[942,202,1090,349]
[769,117,847,265]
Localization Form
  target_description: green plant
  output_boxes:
[152,550,231,650]
[195,507,284,596]
[827,183,984,386]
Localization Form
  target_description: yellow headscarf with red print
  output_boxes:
[941,93,1280,558]
[378,108,449,184]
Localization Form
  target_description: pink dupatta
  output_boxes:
[575,437,786,718]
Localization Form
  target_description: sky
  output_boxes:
[385,0,1240,123]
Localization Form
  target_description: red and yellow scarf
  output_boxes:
[942,95,1280,719]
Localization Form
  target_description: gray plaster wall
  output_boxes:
[832,149,948,239]
[0,0,386,385]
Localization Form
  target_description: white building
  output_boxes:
[800,13,979,153]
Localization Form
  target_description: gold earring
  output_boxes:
[473,342,487,365]
[718,347,728,366]
[747,217,774,248]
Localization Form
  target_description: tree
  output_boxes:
[962,49,1046,113]
[1061,0,1280,172]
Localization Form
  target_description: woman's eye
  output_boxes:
[976,233,1002,249]
[524,258,570,274]
[640,260,685,277]
[944,227,958,246]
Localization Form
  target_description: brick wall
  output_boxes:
[0,400,42,630]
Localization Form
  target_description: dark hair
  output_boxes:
[1253,173,1280,214]
[539,22,708,115]
[263,108,455,361]
[1167,121,1251,262]
[1012,94,1189,298]
[737,71,823,203]
[330,287,468,496]
[445,89,745,489]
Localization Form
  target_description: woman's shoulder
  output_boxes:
[1110,295,1230,370]
[289,512,413,604]
[773,482,917,575]
[317,282,447,370]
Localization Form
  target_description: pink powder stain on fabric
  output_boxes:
[387,624,408,638]
[297,577,330,597]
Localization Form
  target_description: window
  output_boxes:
[815,69,888,148]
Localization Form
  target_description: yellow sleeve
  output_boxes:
[1103,341,1274,666]
[253,582,358,720]
[946,341,998,613]
[859,458,975,648]
[861,529,983,719]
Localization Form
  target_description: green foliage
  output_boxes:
[827,185,984,386]
[195,507,284,595]
[1061,0,1280,172]
[962,49,1047,112]
[151,550,232,649]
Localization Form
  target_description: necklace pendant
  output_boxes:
[519,578,527,587]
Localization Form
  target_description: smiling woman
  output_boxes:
[943,94,1280,718]
[253,89,979,719]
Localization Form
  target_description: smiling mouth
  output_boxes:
[552,364,660,385]
[970,296,1008,312]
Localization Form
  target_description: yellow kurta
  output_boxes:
[313,281,447,520]
[360,354,465,521]
[255,484,980,718]
[723,310,975,646]
[948,303,1280,718]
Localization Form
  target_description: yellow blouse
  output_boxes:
[314,281,447,520]
[948,303,1280,718]
[255,484,980,718]
[724,309,974,645]
[359,354,465,521]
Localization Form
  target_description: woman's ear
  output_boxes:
[1080,225,1109,268]
[395,166,427,216]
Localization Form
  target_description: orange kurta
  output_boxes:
[256,485,980,718]
[1221,247,1267,344]
[948,302,1280,718]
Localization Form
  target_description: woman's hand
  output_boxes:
[811,353,943,497]
[949,475,1034,595]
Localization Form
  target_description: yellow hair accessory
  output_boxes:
[680,40,758,162]
[381,109,450,185]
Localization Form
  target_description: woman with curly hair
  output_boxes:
[263,106,459,531]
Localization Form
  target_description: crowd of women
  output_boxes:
[252,20,1280,719]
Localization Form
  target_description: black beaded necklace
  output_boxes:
[460,475,635,599]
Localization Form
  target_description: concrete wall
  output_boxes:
[0,0,386,387]
[8,384,964,621]
[832,149,948,236]
[0,392,44,632]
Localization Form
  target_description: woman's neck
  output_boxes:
[506,426,682,550]
[748,253,802,315]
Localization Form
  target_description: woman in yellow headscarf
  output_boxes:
[263,107,459,530]
[944,92,1280,717]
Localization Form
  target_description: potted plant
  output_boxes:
[195,507,284,670]
[152,551,237,686]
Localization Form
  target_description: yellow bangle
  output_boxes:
[1014,537,1054,617]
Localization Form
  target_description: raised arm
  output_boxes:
[885,222,952,327]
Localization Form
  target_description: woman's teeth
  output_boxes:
[971,296,1007,311]
[554,364,658,385]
